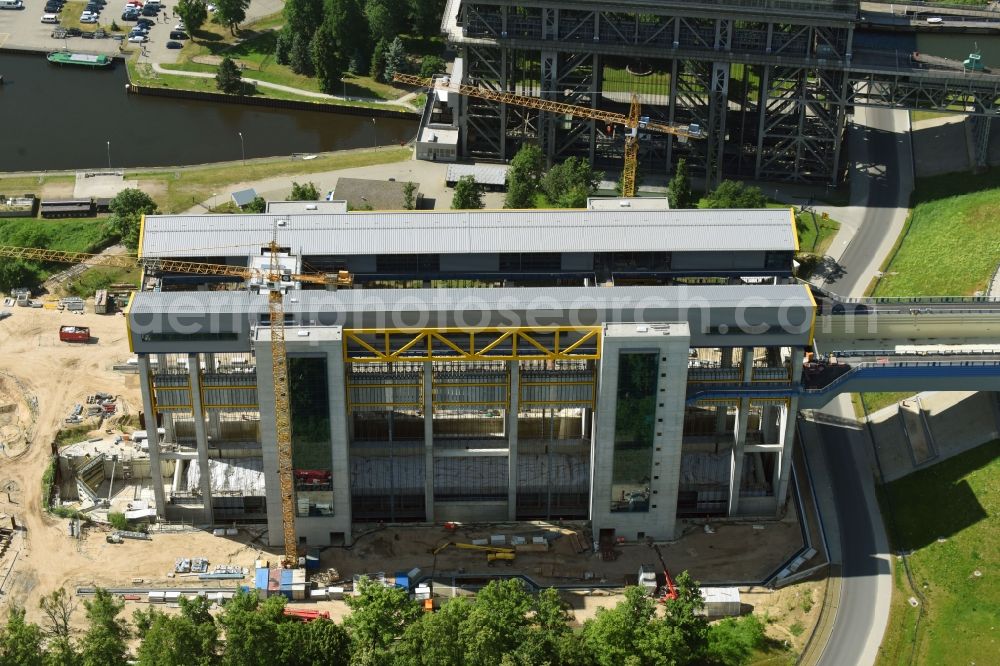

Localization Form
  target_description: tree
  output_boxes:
[705,615,766,666]
[107,188,158,250]
[521,588,575,666]
[325,0,369,74]
[44,636,81,666]
[136,597,218,666]
[504,144,545,208]
[277,618,350,666]
[369,38,388,81]
[541,156,598,207]
[80,588,129,666]
[289,31,315,76]
[287,181,320,201]
[660,571,710,662]
[460,580,533,666]
[175,0,207,36]
[274,28,293,64]
[39,588,78,638]
[215,56,243,95]
[451,175,484,209]
[345,576,421,663]
[0,260,37,294]
[402,181,417,210]
[219,590,284,666]
[407,0,445,34]
[312,26,346,95]
[215,0,250,34]
[418,54,446,78]
[582,586,658,666]
[0,606,45,666]
[667,158,694,209]
[364,0,406,44]
[383,36,407,82]
[283,0,324,36]
[395,596,470,666]
[702,180,767,209]
[245,196,267,213]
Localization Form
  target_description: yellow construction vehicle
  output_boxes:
[0,240,352,567]
[431,541,517,563]
[393,73,705,198]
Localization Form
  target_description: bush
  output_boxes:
[419,55,446,78]
[108,512,128,531]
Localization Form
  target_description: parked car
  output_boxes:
[173,21,185,31]
[127,33,147,42]
[166,40,182,49]
[65,26,81,35]
[136,17,153,26]
[130,24,148,34]
[44,3,62,11]
[121,10,137,19]
[169,29,186,39]
[80,13,98,22]
[41,12,58,22]
[141,4,157,14]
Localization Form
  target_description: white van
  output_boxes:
[41,13,59,22]
[0,0,24,9]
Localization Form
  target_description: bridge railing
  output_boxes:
[803,359,1000,394]
[864,0,1000,15]
[830,348,1000,358]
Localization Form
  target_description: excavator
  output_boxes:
[431,541,516,564]
[650,542,679,602]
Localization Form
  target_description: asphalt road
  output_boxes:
[824,107,914,298]
[811,107,907,666]
[814,396,893,666]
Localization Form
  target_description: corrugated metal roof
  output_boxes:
[129,284,812,315]
[139,208,796,258]
[446,163,509,186]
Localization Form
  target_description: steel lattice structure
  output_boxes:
[445,0,1000,184]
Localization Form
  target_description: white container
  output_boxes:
[213,528,226,536]
[471,538,488,546]
[328,586,345,600]
[490,535,506,546]
[147,591,165,603]
[225,528,239,536]
[310,588,328,600]
[699,587,741,618]
[511,536,526,546]
[164,591,181,603]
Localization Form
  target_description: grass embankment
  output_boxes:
[871,170,1000,296]
[876,440,1000,665]
[851,392,915,419]
[141,12,417,107]
[0,147,410,215]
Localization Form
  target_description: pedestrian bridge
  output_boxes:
[686,359,1000,409]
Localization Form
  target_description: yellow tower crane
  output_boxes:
[393,73,704,197]
[0,242,352,567]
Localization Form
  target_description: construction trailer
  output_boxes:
[117,206,818,548]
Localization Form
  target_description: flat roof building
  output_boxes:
[128,205,813,547]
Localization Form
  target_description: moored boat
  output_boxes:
[46,52,112,68]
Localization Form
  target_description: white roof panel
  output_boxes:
[139,208,797,258]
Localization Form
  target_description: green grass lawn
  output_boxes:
[876,440,1000,665]
[872,170,1000,296]
[165,13,411,103]
[127,146,411,212]
[0,218,108,254]
[910,110,960,123]
[794,209,840,255]
[852,392,915,419]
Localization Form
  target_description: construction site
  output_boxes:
[0,200,849,651]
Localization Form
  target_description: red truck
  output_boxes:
[59,326,91,343]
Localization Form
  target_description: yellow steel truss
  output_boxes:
[342,327,602,363]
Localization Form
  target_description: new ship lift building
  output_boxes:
[127,205,815,547]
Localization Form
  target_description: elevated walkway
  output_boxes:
[687,359,1000,408]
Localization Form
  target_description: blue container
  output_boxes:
[394,571,409,590]
[306,548,321,570]
[254,568,269,590]
[280,570,293,585]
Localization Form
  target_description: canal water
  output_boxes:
[0,52,418,172]
[916,33,1000,67]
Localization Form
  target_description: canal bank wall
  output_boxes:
[124,82,418,120]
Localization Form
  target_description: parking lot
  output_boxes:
[0,0,182,60]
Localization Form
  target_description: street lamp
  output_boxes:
[106,140,111,169]
[371,117,377,150]
[238,131,245,165]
